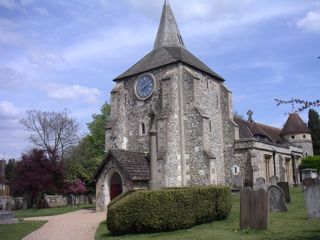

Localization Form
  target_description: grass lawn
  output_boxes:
[95,188,320,240]
[14,204,94,218]
[0,221,47,240]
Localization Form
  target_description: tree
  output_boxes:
[5,159,16,182]
[86,102,111,156]
[11,149,65,205]
[64,102,110,192]
[20,109,80,161]
[308,109,320,155]
[300,156,320,172]
[275,98,320,112]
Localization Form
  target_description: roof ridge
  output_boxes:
[256,122,282,131]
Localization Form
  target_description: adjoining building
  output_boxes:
[93,1,312,211]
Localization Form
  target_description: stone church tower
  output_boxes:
[103,0,235,190]
[94,1,312,211]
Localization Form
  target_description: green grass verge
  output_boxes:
[0,221,47,240]
[14,204,94,218]
[95,188,320,240]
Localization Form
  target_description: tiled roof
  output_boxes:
[114,47,224,81]
[93,149,150,181]
[234,117,282,144]
[280,113,311,135]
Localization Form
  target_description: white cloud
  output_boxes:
[0,0,34,10]
[0,101,23,119]
[0,0,17,10]
[296,10,320,33]
[45,83,101,103]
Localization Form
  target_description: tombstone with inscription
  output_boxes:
[277,182,290,203]
[268,185,287,212]
[304,183,320,220]
[255,177,266,190]
[240,187,269,230]
[270,175,279,185]
[233,175,243,189]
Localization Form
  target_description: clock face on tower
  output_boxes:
[135,74,155,100]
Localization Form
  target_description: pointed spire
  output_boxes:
[153,0,185,49]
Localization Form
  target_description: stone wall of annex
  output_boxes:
[234,140,304,186]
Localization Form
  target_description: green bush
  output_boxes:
[106,186,232,235]
[300,155,320,173]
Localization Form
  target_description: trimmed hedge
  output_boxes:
[107,186,232,235]
[301,155,320,173]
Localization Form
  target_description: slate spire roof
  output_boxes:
[153,0,185,49]
[114,0,224,81]
[280,113,311,135]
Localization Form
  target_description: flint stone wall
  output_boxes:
[43,194,95,208]
[105,63,235,188]
[235,140,303,187]
[0,197,27,210]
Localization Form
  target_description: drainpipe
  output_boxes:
[291,155,297,185]
[273,150,276,176]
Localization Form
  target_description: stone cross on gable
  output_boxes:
[247,110,253,123]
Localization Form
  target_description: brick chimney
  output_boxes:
[0,160,5,179]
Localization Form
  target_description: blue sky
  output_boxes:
[0,0,320,159]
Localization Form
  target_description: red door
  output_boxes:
[110,172,123,200]
[110,184,122,200]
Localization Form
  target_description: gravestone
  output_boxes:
[233,175,243,189]
[255,177,266,190]
[270,175,279,185]
[303,178,316,188]
[277,182,291,203]
[0,210,18,224]
[304,183,320,220]
[268,185,288,212]
[240,187,268,230]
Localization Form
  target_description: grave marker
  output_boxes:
[268,185,287,212]
[277,182,290,203]
[240,187,268,230]
[304,183,320,220]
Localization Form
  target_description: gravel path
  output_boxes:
[22,209,106,240]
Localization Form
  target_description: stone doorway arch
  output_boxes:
[109,172,123,200]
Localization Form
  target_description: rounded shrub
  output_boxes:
[106,186,231,235]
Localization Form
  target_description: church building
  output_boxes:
[94,1,313,211]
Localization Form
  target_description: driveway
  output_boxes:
[23,209,106,240]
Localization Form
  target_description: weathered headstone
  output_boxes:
[303,178,316,188]
[255,177,266,190]
[277,182,291,203]
[240,187,268,230]
[0,210,18,224]
[268,185,287,212]
[233,175,243,189]
[270,175,279,185]
[304,183,320,220]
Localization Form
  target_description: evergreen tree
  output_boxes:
[308,109,320,155]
